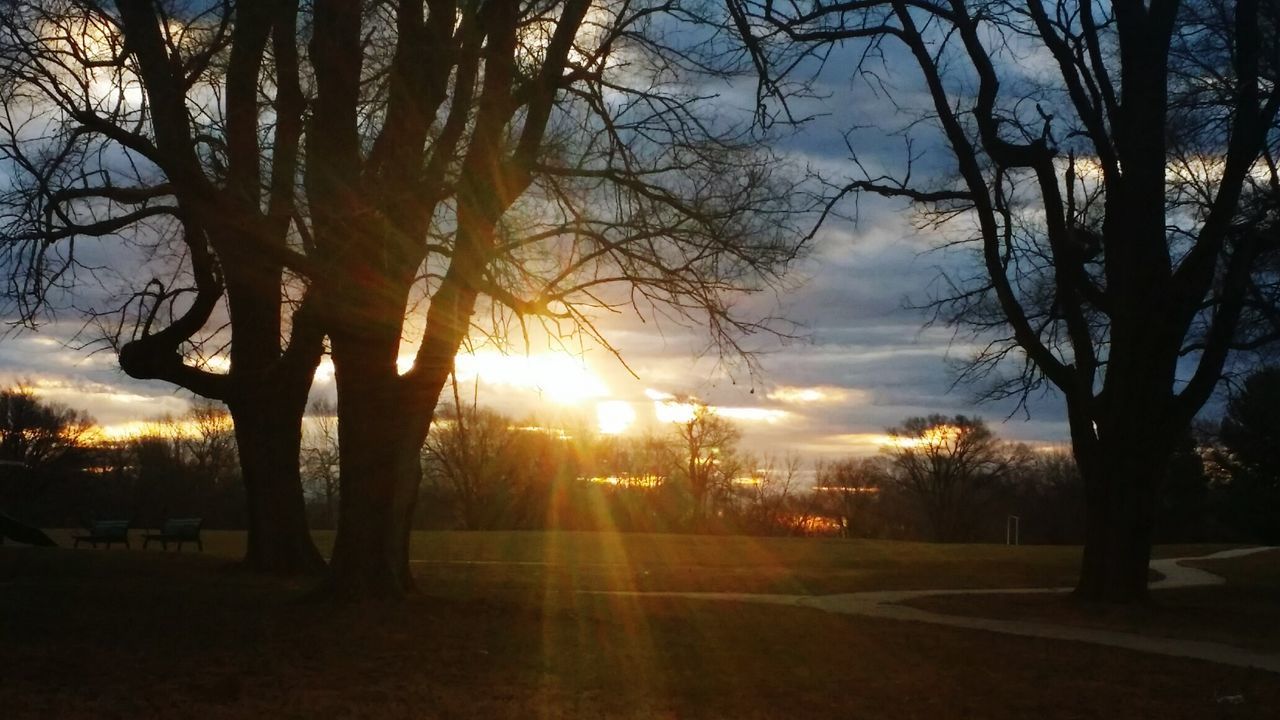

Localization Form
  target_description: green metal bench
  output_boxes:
[142,518,203,552]
[72,520,131,549]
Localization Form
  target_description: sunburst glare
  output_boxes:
[596,400,637,435]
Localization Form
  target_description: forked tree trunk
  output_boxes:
[220,257,326,575]
[322,210,494,599]
[1068,250,1181,604]
[229,392,327,575]
[326,335,435,599]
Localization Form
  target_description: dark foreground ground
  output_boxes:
[2,536,1277,719]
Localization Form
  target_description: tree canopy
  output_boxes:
[0,0,812,594]
[0,384,93,470]
[726,0,1280,601]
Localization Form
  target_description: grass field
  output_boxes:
[43,528,1229,595]
[4,532,1275,718]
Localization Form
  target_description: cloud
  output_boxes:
[0,31,1081,464]
[0,323,194,426]
[766,385,862,405]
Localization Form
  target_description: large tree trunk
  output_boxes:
[689,464,707,532]
[229,390,326,575]
[1072,402,1171,603]
[221,253,326,575]
[322,205,494,598]
[327,333,435,599]
[1069,191,1180,604]
[1075,461,1159,603]
[328,420,422,598]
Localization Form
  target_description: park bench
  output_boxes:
[142,518,203,552]
[71,520,131,549]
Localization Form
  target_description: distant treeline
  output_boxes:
[0,388,243,529]
[1,380,1276,544]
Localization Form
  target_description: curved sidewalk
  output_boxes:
[601,546,1280,673]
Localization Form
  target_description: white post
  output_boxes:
[1006,515,1020,546]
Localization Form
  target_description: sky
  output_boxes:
[0,192,1074,458]
[0,9,1088,460]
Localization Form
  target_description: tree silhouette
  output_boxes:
[1,1,327,573]
[729,0,1280,601]
[1217,367,1280,542]
[814,457,888,538]
[882,415,1012,542]
[424,404,519,531]
[670,401,742,531]
[0,384,93,471]
[301,399,341,528]
[1,1,808,596]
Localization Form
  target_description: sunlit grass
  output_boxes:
[41,528,1238,597]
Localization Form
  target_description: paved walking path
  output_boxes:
[599,546,1280,673]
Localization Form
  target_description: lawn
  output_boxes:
[43,528,1232,595]
[5,533,1274,718]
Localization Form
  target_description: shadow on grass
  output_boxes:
[2,545,1278,719]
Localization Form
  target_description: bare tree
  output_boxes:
[0,383,94,469]
[729,0,1280,600]
[422,403,519,531]
[0,1,325,572]
[597,432,678,487]
[738,451,806,534]
[182,400,238,487]
[882,415,1013,542]
[300,0,808,597]
[670,401,743,530]
[814,457,888,538]
[1,1,808,595]
[302,398,340,527]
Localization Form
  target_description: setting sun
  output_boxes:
[455,351,610,405]
[395,350,611,405]
[595,400,637,435]
[88,417,230,443]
